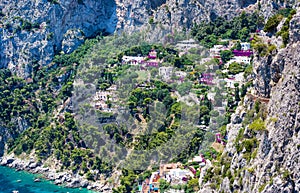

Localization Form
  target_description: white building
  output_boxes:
[94,91,111,101]
[209,45,227,57]
[227,56,251,66]
[175,71,187,78]
[93,89,116,111]
[122,56,144,65]
[168,168,194,179]
[159,66,174,80]
[233,56,251,64]
[241,42,251,51]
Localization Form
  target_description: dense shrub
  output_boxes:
[264,14,283,33]
[191,12,262,47]
[228,62,245,75]
[249,118,266,131]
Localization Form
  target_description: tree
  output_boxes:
[177,82,192,96]
[235,86,241,102]
[235,41,242,50]
[238,27,250,41]
[241,84,247,97]
[159,179,170,193]
[200,105,210,117]
[174,57,183,68]
[264,14,283,33]
[220,50,233,64]
[187,178,200,192]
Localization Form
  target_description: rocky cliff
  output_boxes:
[199,8,300,193]
[1,0,297,78]
[0,0,118,77]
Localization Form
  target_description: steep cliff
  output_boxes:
[0,0,117,77]
[199,8,300,193]
[1,0,297,78]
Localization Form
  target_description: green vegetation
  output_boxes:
[264,14,283,33]
[149,17,154,24]
[282,170,290,180]
[2,7,277,191]
[220,50,234,64]
[191,12,263,47]
[276,9,297,46]
[47,0,59,4]
[228,62,245,75]
[249,118,266,131]
[177,82,193,96]
[244,64,253,78]
[264,8,297,46]
[251,35,277,57]
[7,37,113,178]
[258,183,267,192]
[159,179,171,193]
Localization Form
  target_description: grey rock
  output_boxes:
[29,162,38,169]
[232,115,242,124]
[62,29,85,54]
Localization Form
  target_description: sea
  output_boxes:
[0,166,97,193]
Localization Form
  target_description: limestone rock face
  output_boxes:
[0,0,118,77]
[0,117,28,157]
[62,29,85,54]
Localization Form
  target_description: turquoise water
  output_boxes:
[0,166,98,193]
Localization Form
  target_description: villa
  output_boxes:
[159,163,181,176]
[232,50,253,57]
[229,56,251,65]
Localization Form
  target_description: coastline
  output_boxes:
[0,155,112,193]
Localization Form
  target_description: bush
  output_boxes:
[244,64,253,78]
[264,14,283,33]
[159,179,170,193]
[249,118,266,131]
[258,183,267,192]
[228,62,245,75]
[220,50,233,64]
[242,138,257,152]
[281,31,289,45]
[267,44,277,54]
[149,17,154,24]
[47,0,59,4]
[251,36,268,56]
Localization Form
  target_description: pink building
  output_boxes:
[148,49,157,59]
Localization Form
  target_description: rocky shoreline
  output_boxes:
[0,155,112,192]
